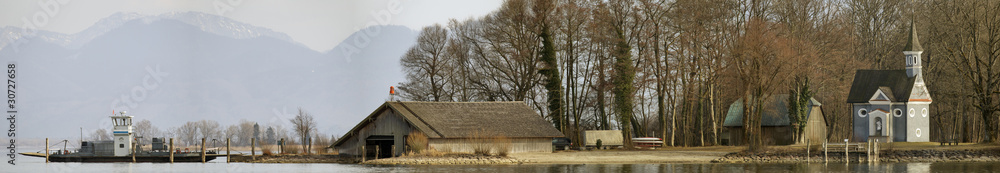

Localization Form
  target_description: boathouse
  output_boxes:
[332,101,564,158]
[721,94,828,146]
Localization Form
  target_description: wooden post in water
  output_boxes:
[132,141,136,163]
[45,138,49,163]
[375,146,379,160]
[874,139,879,163]
[279,138,284,154]
[201,138,206,163]
[251,138,256,161]
[845,139,848,163]
[226,138,230,163]
[362,145,366,161]
[866,141,870,163]
[169,138,174,163]
[806,140,810,162]
[823,142,828,163]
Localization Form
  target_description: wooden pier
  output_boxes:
[823,138,885,163]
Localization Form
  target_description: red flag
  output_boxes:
[390,86,396,95]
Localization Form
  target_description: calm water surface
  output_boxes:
[5,156,1000,173]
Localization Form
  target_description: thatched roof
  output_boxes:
[333,101,563,146]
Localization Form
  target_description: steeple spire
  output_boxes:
[903,5,923,78]
[903,20,923,52]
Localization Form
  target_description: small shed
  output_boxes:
[721,95,827,146]
[332,101,564,158]
[583,130,624,147]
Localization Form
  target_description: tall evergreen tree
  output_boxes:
[534,0,564,132]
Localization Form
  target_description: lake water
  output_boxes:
[5,156,1000,172]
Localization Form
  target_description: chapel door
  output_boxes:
[874,117,883,136]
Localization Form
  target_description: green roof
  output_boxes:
[723,94,821,127]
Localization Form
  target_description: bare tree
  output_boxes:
[176,121,199,145]
[399,24,452,101]
[89,129,111,141]
[196,120,221,144]
[133,119,161,144]
[929,0,1000,142]
[290,107,317,154]
[224,124,240,145]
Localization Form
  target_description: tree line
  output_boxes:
[89,108,333,153]
[398,0,1000,150]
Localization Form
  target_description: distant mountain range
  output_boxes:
[0,11,417,139]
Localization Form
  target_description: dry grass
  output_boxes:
[406,131,429,153]
[464,129,513,156]
[284,141,301,154]
[493,136,512,156]
[260,143,274,156]
[468,130,493,155]
[405,148,456,157]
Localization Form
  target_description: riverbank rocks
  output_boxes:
[712,148,1000,163]
[363,154,529,165]
[230,154,357,163]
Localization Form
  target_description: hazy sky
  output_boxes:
[0,0,503,51]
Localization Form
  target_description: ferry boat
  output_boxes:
[20,111,221,162]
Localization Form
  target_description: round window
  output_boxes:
[922,108,928,117]
[909,108,916,117]
[859,108,868,117]
[916,128,922,137]
[893,108,903,117]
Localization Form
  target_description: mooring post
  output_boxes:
[132,141,136,163]
[823,141,827,163]
[251,138,256,161]
[201,138,206,163]
[866,141,870,163]
[807,140,810,163]
[169,138,174,163]
[226,138,231,163]
[362,145,366,161]
[874,139,879,163]
[844,139,848,163]
[375,146,379,160]
[279,138,284,154]
[45,138,49,163]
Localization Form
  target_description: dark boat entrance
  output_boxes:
[365,135,394,158]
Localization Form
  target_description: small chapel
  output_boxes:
[846,20,932,142]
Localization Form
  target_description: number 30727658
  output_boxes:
[7,63,14,109]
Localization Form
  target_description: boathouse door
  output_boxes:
[365,135,394,158]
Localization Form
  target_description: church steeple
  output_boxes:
[904,20,923,52]
[903,19,923,78]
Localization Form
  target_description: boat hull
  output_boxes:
[47,155,218,162]
[21,152,220,163]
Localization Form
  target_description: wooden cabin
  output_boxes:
[332,101,564,158]
[721,95,828,146]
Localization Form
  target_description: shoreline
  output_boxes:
[228,143,1000,165]
[713,148,1000,163]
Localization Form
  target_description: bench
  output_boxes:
[940,138,959,146]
